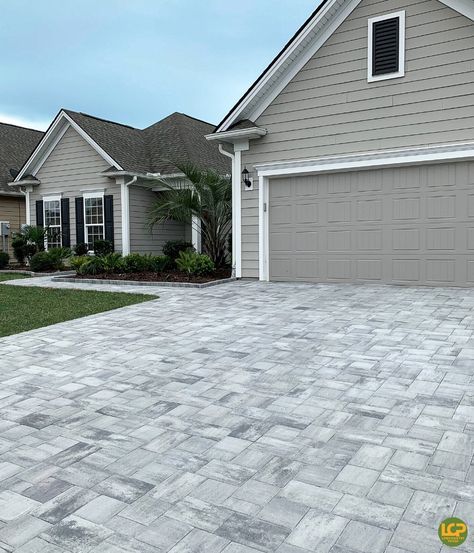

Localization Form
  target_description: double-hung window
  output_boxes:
[368,11,405,82]
[84,194,104,251]
[43,196,62,249]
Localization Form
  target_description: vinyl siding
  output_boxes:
[129,185,187,254]
[240,0,474,278]
[30,125,122,251]
[0,196,25,258]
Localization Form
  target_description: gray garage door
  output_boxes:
[269,161,474,286]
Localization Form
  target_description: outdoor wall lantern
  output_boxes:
[242,167,253,190]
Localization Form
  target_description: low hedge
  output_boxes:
[76,252,209,276]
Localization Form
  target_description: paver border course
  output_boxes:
[53,275,237,289]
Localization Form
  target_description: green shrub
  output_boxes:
[123,253,150,273]
[11,234,27,264]
[151,255,172,272]
[78,256,105,276]
[93,239,113,256]
[0,251,9,269]
[101,253,125,274]
[30,252,55,272]
[46,247,72,270]
[74,243,89,256]
[162,240,194,261]
[176,251,215,276]
[70,256,89,271]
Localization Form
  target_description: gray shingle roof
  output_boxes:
[64,110,230,175]
[0,123,43,194]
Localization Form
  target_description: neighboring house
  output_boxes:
[208,0,474,286]
[10,109,229,255]
[0,123,43,256]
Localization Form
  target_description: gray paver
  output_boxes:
[286,509,348,552]
[1,279,473,552]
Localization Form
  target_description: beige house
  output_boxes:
[10,110,229,255]
[209,0,474,287]
[0,123,43,257]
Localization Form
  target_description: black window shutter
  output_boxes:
[35,200,44,227]
[75,197,85,245]
[104,195,114,250]
[61,198,70,247]
[372,17,400,76]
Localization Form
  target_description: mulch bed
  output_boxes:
[74,268,232,284]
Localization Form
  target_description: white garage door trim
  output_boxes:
[256,141,474,282]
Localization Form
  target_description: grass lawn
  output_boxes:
[0,273,30,282]
[0,284,155,337]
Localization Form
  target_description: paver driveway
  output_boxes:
[0,280,473,553]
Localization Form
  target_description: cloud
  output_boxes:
[0,113,49,131]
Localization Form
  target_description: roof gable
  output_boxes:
[15,110,123,181]
[15,110,230,182]
[215,0,474,133]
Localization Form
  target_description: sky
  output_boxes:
[0,0,319,131]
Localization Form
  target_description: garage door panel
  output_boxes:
[427,195,456,219]
[426,259,456,283]
[392,197,421,220]
[357,259,382,281]
[270,232,293,252]
[467,229,474,249]
[358,229,383,251]
[427,228,456,250]
[357,199,382,221]
[295,258,321,279]
[271,204,292,225]
[358,170,383,192]
[468,195,474,217]
[392,259,420,282]
[295,202,318,224]
[393,228,420,251]
[327,230,351,252]
[468,261,474,282]
[295,230,319,252]
[269,163,474,286]
[328,201,351,223]
[327,259,352,280]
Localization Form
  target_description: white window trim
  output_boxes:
[368,10,405,83]
[43,195,62,251]
[83,192,105,252]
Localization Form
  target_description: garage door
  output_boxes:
[269,162,474,286]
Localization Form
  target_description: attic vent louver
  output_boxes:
[368,11,405,83]
[372,17,399,76]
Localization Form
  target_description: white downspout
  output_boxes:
[219,144,239,278]
[121,176,137,255]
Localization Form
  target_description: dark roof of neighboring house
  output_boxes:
[0,123,43,194]
[64,110,230,175]
[228,119,260,131]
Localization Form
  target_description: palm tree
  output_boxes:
[147,163,232,268]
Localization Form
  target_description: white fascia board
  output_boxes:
[255,142,474,177]
[15,110,122,181]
